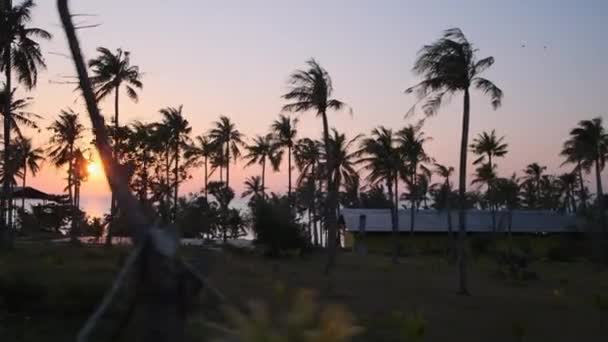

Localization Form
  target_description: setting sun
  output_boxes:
[87,161,102,178]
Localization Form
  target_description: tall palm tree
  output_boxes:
[1,0,51,237]
[186,135,217,198]
[406,28,503,294]
[88,47,142,128]
[47,109,84,207]
[358,126,402,261]
[397,124,431,235]
[244,134,283,195]
[159,105,192,220]
[14,136,42,210]
[493,175,520,255]
[209,115,244,190]
[433,162,455,244]
[271,114,298,203]
[0,86,40,138]
[89,47,142,240]
[567,118,608,231]
[282,59,348,273]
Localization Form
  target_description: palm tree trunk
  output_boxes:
[410,166,416,235]
[312,163,319,246]
[107,85,121,246]
[457,88,471,295]
[321,111,338,275]
[2,29,12,244]
[261,157,266,197]
[446,180,453,254]
[570,184,577,213]
[68,146,77,243]
[225,142,230,190]
[578,162,587,211]
[142,152,148,202]
[507,208,513,258]
[21,163,26,211]
[288,145,292,205]
[173,141,179,222]
[387,179,397,263]
[204,156,208,198]
[595,158,606,233]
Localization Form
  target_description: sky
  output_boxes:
[18,0,608,217]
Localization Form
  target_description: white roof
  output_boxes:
[341,208,578,233]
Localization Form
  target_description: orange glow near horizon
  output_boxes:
[87,161,102,179]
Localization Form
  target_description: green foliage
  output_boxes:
[215,289,360,342]
[252,195,308,257]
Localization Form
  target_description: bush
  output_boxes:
[251,195,309,257]
[547,238,585,262]
[0,271,48,312]
[470,234,495,258]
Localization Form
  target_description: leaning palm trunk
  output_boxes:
[457,89,471,295]
[173,142,179,222]
[446,182,454,255]
[322,111,339,274]
[387,180,397,263]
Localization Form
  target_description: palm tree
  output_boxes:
[282,59,349,273]
[470,130,507,232]
[186,135,217,198]
[130,121,155,202]
[358,126,402,261]
[406,28,503,294]
[522,162,547,208]
[88,47,142,128]
[1,0,51,237]
[396,124,431,235]
[47,109,84,242]
[14,136,42,210]
[159,105,192,220]
[325,129,361,206]
[271,114,298,203]
[567,118,608,231]
[244,134,283,195]
[470,130,508,169]
[209,115,244,190]
[433,162,455,244]
[561,136,589,211]
[493,175,519,255]
[558,172,578,213]
[241,175,264,206]
[294,137,322,246]
[0,86,41,138]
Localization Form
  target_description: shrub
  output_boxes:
[251,195,308,257]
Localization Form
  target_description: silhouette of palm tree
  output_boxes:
[0,87,41,138]
[358,126,402,261]
[14,136,43,210]
[407,28,503,294]
[433,162,455,243]
[561,136,589,211]
[522,162,547,208]
[159,105,191,220]
[241,175,264,205]
[325,129,360,203]
[129,121,155,202]
[244,134,282,196]
[567,118,608,231]
[271,114,298,203]
[47,108,84,206]
[186,134,218,198]
[558,172,578,213]
[470,130,508,168]
[1,0,51,235]
[397,124,431,235]
[294,137,322,245]
[88,47,142,128]
[209,115,244,190]
[282,59,349,273]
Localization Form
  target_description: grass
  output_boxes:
[1,241,608,341]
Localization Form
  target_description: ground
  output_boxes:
[1,242,607,341]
